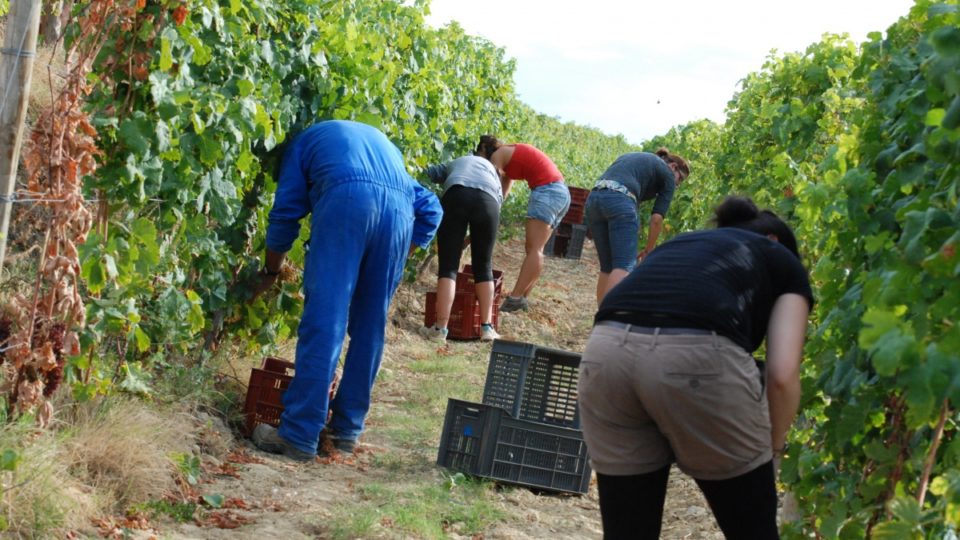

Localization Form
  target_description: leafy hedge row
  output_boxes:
[650,1,959,535]
[70,0,637,389]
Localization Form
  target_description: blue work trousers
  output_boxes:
[278,180,412,453]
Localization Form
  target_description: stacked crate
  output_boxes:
[437,340,591,495]
[544,223,588,260]
[544,185,590,260]
[562,186,590,225]
[424,265,504,340]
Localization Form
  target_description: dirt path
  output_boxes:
[159,236,724,540]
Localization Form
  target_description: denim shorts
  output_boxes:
[527,181,571,228]
[585,189,639,273]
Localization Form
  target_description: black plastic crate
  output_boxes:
[437,399,499,475]
[564,224,588,260]
[437,399,591,495]
[490,415,591,494]
[482,340,537,414]
[482,340,581,429]
[545,223,587,260]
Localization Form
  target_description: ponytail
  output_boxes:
[656,147,690,181]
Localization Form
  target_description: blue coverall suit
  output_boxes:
[265,120,442,455]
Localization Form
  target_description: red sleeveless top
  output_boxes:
[503,143,563,189]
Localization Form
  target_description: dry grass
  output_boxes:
[57,397,197,512]
[0,396,201,537]
[0,421,98,538]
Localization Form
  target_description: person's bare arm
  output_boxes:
[500,172,514,200]
[638,213,664,260]
[766,293,809,454]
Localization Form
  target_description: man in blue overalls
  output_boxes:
[252,120,442,461]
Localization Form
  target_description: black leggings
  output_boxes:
[437,185,500,282]
[596,461,779,539]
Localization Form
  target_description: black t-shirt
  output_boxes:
[595,228,814,352]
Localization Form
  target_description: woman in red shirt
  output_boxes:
[475,135,570,312]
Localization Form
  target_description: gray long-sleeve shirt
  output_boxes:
[598,152,676,216]
[426,155,503,206]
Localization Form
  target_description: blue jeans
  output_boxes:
[585,189,639,273]
[527,181,571,228]
[278,180,412,453]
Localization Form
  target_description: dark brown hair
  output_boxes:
[713,195,800,258]
[475,135,502,160]
[655,147,690,181]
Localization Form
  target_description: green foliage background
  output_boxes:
[51,0,960,535]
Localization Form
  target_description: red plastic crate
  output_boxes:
[242,357,338,436]
[424,290,501,340]
[562,203,584,225]
[456,264,504,295]
[568,186,590,206]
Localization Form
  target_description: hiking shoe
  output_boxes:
[480,324,501,342]
[418,324,448,343]
[319,430,357,457]
[252,424,316,462]
[499,296,529,313]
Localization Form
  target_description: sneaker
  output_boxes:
[319,430,357,457]
[252,424,316,462]
[499,296,529,313]
[480,324,501,342]
[418,325,448,342]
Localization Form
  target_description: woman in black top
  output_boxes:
[577,196,813,539]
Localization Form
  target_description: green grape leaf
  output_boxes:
[118,115,152,155]
[202,494,225,508]
[871,521,920,540]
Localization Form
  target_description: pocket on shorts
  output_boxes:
[662,350,722,390]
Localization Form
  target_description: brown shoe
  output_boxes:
[252,424,316,462]
[319,429,357,457]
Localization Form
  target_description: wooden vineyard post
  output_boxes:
[0,0,42,269]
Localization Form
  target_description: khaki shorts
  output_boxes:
[577,324,772,481]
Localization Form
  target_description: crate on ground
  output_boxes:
[455,264,504,295]
[436,398,499,475]
[490,414,591,494]
[482,340,581,429]
[243,357,339,436]
[243,357,294,436]
[564,223,588,260]
[545,223,588,260]
[425,289,501,340]
[567,185,590,206]
[561,203,584,225]
[437,398,591,494]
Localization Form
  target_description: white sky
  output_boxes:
[425,0,916,143]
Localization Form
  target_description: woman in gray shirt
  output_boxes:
[419,155,503,342]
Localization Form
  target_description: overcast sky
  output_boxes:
[425,0,916,144]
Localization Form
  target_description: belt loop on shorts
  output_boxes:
[712,331,720,349]
[651,327,661,349]
[621,324,631,346]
